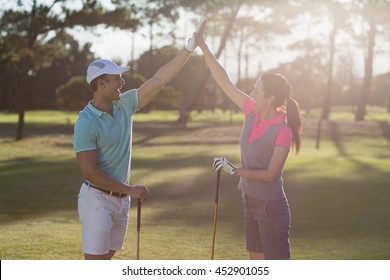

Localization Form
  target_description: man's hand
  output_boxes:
[213,157,237,175]
[128,185,150,202]
[185,19,203,52]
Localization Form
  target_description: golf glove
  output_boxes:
[185,33,197,52]
[213,157,237,175]
[184,19,203,52]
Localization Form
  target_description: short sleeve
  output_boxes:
[73,118,97,154]
[244,98,255,117]
[275,126,292,148]
[119,89,139,114]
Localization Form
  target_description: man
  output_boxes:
[73,26,199,260]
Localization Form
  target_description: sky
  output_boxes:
[65,1,389,82]
[70,22,390,83]
[3,0,389,82]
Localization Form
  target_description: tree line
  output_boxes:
[0,0,389,140]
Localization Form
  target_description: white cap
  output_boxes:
[86,59,130,84]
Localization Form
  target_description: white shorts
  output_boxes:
[78,183,131,255]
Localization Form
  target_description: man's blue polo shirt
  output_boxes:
[73,89,139,184]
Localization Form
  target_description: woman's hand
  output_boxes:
[196,18,208,49]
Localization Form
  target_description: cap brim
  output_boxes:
[104,66,130,75]
[87,66,130,84]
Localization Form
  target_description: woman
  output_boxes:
[197,20,302,260]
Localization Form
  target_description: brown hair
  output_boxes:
[90,74,109,92]
[261,72,302,154]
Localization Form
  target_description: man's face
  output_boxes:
[100,74,125,100]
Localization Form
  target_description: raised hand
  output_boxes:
[196,18,208,48]
[185,18,204,52]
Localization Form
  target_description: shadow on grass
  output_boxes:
[131,152,243,230]
[284,157,390,241]
[329,121,347,157]
[0,123,74,138]
[133,122,241,147]
[2,119,390,259]
[329,120,390,163]
[132,149,390,242]
[0,156,81,224]
[1,121,240,146]
[378,121,390,142]
[2,152,389,259]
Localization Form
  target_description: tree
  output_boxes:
[31,32,94,109]
[174,0,243,125]
[136,45,209,111]
[0,0,139,140]
[312,0,354,120]
[320,3,339,120]
[354,1,382,120]
[174,0,306,125]
[55,75,92,111]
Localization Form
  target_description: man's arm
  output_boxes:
[76,150,149,200]
[137,48,191,109]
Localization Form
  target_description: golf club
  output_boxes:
[136,198,141,260]
[211,169,221,260]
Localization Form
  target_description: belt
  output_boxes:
[84,181,127,198]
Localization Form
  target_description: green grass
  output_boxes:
[0,110,79,125]
[302,106,390,122]
[0,108,390,260]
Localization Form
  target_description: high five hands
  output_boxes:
[185,18,208,52]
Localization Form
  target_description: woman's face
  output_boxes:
[251,79,269,112]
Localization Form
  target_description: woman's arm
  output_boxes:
[197,20,249,110]
[235,147,289,183]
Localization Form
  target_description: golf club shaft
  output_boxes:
[211,169,221,260]
[136,198,141,260]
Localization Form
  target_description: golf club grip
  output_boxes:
[137,199,141,231]
[215,169,221,204]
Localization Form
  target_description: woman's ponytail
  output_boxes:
[261,73,302,154]
[286,97,302,155]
